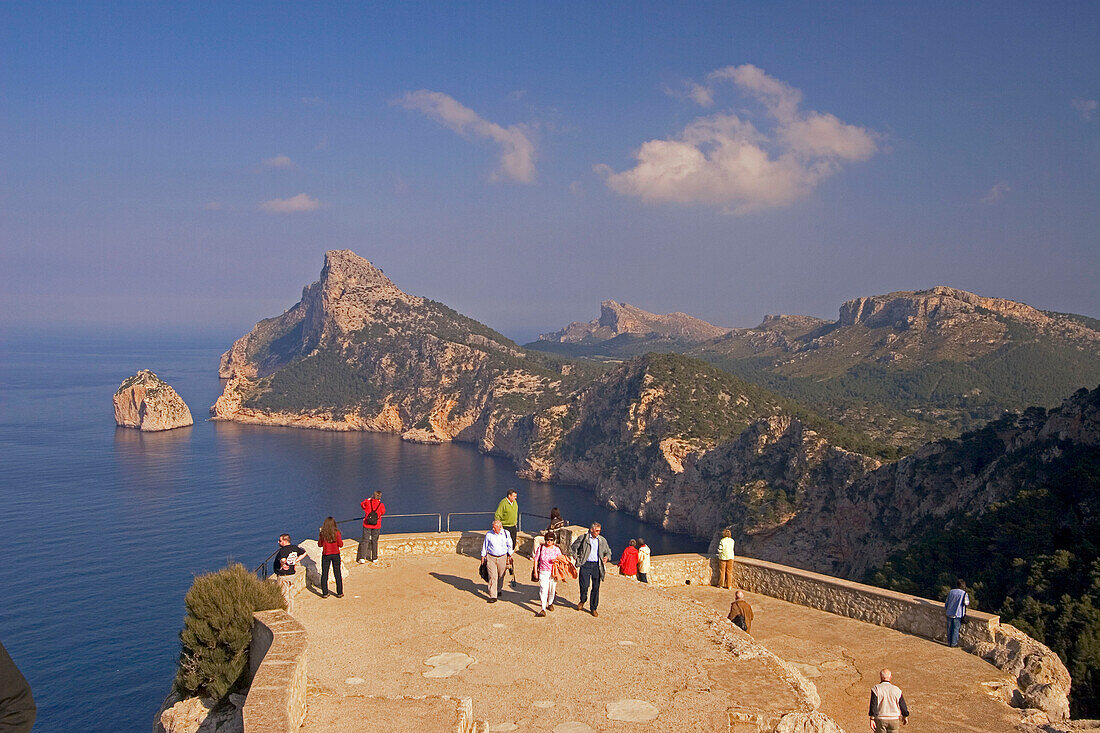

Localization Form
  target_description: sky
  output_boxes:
[2,2,1098,344]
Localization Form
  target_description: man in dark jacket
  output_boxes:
[0,639,35,733]
[570,522,612,617]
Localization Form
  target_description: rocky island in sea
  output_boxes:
[114,369,193,431]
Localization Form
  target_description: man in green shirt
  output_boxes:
[494,490,519,549]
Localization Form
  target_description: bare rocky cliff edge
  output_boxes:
[212,250,1100,580]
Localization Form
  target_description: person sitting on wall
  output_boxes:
[728,590,754,633]
[273,533,307,613]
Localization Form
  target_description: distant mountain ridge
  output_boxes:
[530,286,1100,451]
[537,300,731,344]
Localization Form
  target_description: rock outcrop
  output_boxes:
[538,299,731,343]
[114,370,193,432]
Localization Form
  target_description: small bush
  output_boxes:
[174,563,285,700]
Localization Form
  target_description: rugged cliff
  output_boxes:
[212,250,585,444]
[538,300,731,344]
[114,370,193,431]
[213,251,1099,573]
[748,385,1100,578]
[212,251,885,545]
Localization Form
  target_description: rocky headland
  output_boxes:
[211,251,1100,578]
[115,370,193,431]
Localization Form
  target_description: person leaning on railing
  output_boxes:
[357,490,386,564]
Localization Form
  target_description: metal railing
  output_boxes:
[334,513,442,533]
[445,511,552,532]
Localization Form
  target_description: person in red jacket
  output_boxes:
[357,490,386,563]
[618,539,639,579]
[318,516,344,598]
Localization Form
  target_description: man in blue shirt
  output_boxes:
[945,579,970,647]
[481,520,514,603]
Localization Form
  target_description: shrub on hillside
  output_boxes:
[175,563,285,700]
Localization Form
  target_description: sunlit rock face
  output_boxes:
[114,370,193,432]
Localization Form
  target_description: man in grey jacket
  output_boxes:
[571,522,612,617]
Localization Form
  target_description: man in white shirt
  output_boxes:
[868,669,909,731]
[481,520,514,603]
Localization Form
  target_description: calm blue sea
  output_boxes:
[0,332,703,732]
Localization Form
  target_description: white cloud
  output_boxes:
[397,90,536,183]
[981,181,1011,204]
[262,154,295,169]
[204,201,224,211]
[259,193,322,214]
[1072,98,1098,120]
[569,181,583,197]
[599,64,879,214]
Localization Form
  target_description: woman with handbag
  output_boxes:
[532,532,562,617]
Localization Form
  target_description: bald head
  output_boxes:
[880,669,892,682]
[735,590,745,600]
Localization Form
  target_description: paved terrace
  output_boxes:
[285,535,1028,733]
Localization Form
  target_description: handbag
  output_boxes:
[478,561,489,582]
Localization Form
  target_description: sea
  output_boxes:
[0,331,704,732]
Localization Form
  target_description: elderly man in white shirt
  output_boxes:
[481,519,514,602]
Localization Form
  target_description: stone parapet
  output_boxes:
[245,610,308,733]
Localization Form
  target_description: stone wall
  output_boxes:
[646,552,1071,721]
[244,611,308,733]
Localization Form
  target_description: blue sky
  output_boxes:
[2,2,1097,342]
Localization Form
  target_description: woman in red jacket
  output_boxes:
[319,516,344,598]
[618,538,639,579]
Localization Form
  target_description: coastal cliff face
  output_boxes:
[213,251,1100,582]
[213,251,882,546]
[114,370,193,431]
[212,250,575,445]
[748,385,1100,578]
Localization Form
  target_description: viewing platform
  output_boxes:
[242,530,1070,733]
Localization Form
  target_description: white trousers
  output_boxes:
[539,570,557,610]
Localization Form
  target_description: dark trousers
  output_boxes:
[357,526,380,561]
[948,616,963,647]
[579,561,602,610]
[321,554,342,595]
[504,525,518,551]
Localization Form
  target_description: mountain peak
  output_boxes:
[839,286,1056,330]
[540,301,730,343]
